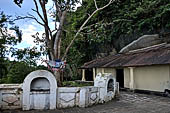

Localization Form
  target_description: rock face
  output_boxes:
[96,48,117,58]
[119,34,163,53]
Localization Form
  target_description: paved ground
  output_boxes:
[1,91,170,113]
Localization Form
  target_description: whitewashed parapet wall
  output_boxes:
[57,87,80,108]
[0,70,119,110]
[57,86,100,108]
[0,84,22,109]
[94,73,117,103]
[57,73,118,108]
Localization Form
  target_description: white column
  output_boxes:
[82,69,86,81]
[129,67,135,90]
[93,68,96,81]
[102,68,105,74]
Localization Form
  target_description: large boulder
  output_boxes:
[119,34,164,53]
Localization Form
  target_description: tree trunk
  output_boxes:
[53,70,62,86]
[49,51,62,86]
[30,0,113,86]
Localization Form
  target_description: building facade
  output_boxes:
[81,43,170,93]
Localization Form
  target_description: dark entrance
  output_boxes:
[85,69,93,81]
[116,69,124,88]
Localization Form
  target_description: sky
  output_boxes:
[0,0,55,64]
[0,0,82,64]
[0,0,55,48]
[0,0,81,48]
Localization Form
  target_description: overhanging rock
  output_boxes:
[120,34,163,53]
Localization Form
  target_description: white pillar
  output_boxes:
[82,69,86,81]
[102,68,104,74]
[129,67,135,90]
[93,68,96,81]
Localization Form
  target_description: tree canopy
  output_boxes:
[3,0,170,84]
[0,11,46,83]
[65,0,170,65]
[13,0,114,85]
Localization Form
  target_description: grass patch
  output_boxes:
[62,81,93,87]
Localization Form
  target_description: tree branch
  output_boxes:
[62,0,114,60]
[39,0,53,40]
[14,15,44,26]
[53,0,62,20]
[38,0,55,60]
[94,0,98,9]
[32,0,46,24]
[98,0,113,10]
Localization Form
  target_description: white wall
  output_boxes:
[57,87,80,108]
[0,80,118,110]
[0,84,22,109]
[124,65,170,92]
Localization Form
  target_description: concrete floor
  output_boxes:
[1,91,170,113]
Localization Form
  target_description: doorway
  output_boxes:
[116,69,124,88]
[85,69,93,81]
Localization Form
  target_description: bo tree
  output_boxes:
[14,0,114,85]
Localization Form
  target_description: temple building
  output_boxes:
[80,43,170,93]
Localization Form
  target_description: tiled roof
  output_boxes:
[81,43,170,68]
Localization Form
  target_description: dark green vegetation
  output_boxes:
[65,0,170,65]
[0,11,47,83]
[0,61,47,83]
[62,81,93,87]
[1,0,170,83]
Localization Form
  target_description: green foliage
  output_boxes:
[0,58,8,79]
[14,0,23,7]
[62,81,93,87]
[0,61,33,83]
[10,0,170,83]
[11,47,41,66]
[0,11,23,80]
[0,61,48,83]
[64,0,170,67]
[0,11,44,83]
[0,11,23,58]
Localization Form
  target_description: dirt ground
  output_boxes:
[1,91,170,113]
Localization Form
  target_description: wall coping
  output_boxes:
[0,84,22,89]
